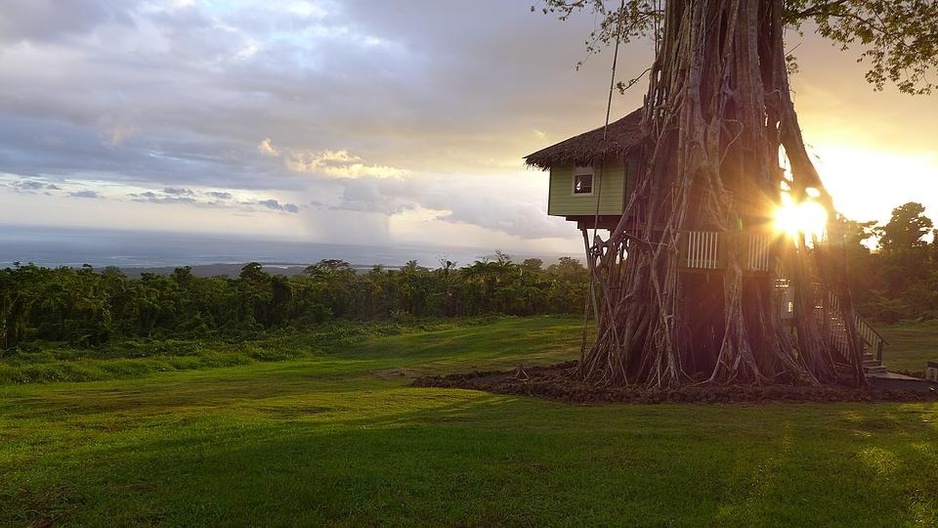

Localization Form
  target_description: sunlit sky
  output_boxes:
[1,0,936,256]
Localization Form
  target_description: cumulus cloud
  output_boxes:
[286,149,407,179]
[257,138,280,157]
[259,139,407,180]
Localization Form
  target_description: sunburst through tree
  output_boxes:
[527,0,937,388]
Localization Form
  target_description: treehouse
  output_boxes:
[525,108,775,275]
[525,109,643,233]
[525,109,889,378]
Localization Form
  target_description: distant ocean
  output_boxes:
[0,225,570,271]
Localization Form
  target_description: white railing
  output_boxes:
[683,231,769,271]
[823,291,888,362]
[747,233,771,272]
[685,231,721,269]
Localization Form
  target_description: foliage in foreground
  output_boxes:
[1,316,936,526]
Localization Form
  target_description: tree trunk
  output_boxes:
[580,0,865,388]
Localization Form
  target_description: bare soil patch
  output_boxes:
[413,362,938,404]
[372,368,421,380]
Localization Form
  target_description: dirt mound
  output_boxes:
[413,362,938,404]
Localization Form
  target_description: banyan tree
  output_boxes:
[526,0,936,388]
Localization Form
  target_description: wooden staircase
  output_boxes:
[816,291,889,376]
[820,291,935,391]
[862,352,888,376]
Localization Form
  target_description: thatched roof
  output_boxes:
[524,108,645,169]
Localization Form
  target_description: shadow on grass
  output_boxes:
[5,383,937,526]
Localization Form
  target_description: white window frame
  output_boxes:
[572,166,594,196]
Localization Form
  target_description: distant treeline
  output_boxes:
[844,202,938,324]
[2,202,937,350]
[0,253,588,349]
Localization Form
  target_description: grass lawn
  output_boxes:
[880,320,938,373]
[1,316,936,526]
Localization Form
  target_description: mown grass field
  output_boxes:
[880,320,938,373]
[1,316,936,526]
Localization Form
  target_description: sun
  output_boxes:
[774,190,828,241]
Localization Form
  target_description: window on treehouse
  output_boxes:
[572,166,594,195]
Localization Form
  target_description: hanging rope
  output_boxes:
[593,0,627,236]
[580,0,628,364]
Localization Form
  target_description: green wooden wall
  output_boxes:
[547,161,628,217]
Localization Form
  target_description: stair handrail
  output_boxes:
[853,309,889,363]
[827,290,889,363]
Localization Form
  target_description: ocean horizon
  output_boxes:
[0,225,576,271]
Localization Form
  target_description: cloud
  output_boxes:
[0,0,138,44]
[323,172,568,240]
[259,140,407,179]
[9,179,60,193]
[128,186,300,214]
[130,191,196,204]
[258,138,280,157]
[286,149,407,179]
[254,198,300,213]
[163,187,195,196]
[101,124,138,147]
[3,0,933,249]
[96,110,142,148]
[0,1,612,198]
[70,190,101,199]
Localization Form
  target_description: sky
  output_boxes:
[1,0,936,257]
